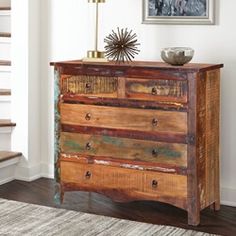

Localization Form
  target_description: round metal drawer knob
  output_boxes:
[85,83,91,89]
[152,149,158,157]
[85,171,92,179]
[151,87,157,95]
[86,142,92,150]
[152,180,158,188]
[85,113,91,121]
[152,118,158,127]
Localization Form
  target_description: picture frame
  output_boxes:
[142,0,215,25]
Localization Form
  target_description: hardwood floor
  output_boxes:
[0,178,235,236]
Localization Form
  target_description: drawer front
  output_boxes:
[60,161,187,201]
[60,132,187,167]
[126,78,188,103]
[60,104,187,134]
[61,75,118,98]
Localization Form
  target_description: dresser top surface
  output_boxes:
[50,60,223,72]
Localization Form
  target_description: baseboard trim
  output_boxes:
[15,174,42,182]
[40,173,54,179]
[0,176,14,185]
[221,187,236,207]
[221,201,236,208]
[40,163,54,179]
[15,164,41,182]
[14,163,54,181]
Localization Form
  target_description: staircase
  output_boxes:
[0,0,21,185]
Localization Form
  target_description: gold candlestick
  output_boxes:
[83,0,108,62]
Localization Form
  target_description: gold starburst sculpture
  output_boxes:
[104,28,140,62]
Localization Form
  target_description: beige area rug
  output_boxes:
[0,198,218,236]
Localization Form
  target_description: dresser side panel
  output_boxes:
[196,69,220,210]
[205,69,220,208]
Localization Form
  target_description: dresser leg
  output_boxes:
[210,200,220,211]
[187,209,200,226]
[211,163,220,211]
[60,190,64,204]
[54,183,64,204]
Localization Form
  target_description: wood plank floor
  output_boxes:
[0,178,235,236]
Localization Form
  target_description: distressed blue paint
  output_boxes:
[54,183,62,205]
[63,134,181,159]
[157,146,181,158]
[64,140,83,152]
[144,146,181,158]
[102,135,125,147]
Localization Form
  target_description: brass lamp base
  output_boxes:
[82,50,108,62]
[87,50,105,58]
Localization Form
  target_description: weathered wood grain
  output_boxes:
[51,60,223,226]
[187,72,200,226]
[54,69,61,203]
[61,75,118,98]
[60,153,187,175]
[196,72,207,210]
[60,161,187,209]
[50,60,223,73]
[60,103,187,134]
[117,77,126,98]
[195,70,220,213]
[62,95,188,111]
[61,124,188,144]
[205,70,220,210]
[60,132,187,167]
[126,78,188,103]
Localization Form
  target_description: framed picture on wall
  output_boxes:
[142,0,215,25]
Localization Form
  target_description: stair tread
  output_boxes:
[0,60,11,66]
[0,32,11,38]
[0,151,21,163]
[0,7,11,11]
[0,119,16,127]
[0,89,11,96]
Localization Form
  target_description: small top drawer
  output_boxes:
[61,75,118,98]
[126,78,188,103]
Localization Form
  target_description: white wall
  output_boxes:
[11,0,41,180]
[40,0,236,206]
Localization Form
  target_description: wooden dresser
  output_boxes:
[51,60,223,226]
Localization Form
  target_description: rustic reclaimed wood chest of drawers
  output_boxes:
[51,60,223,226]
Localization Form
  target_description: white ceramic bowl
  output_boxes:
[161,47,194,66]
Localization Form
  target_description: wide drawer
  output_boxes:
[60,161,187,207]
[126,78,188,103]
[61,75,118,98]
[60,104,187,134]
[60,132,187,167]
